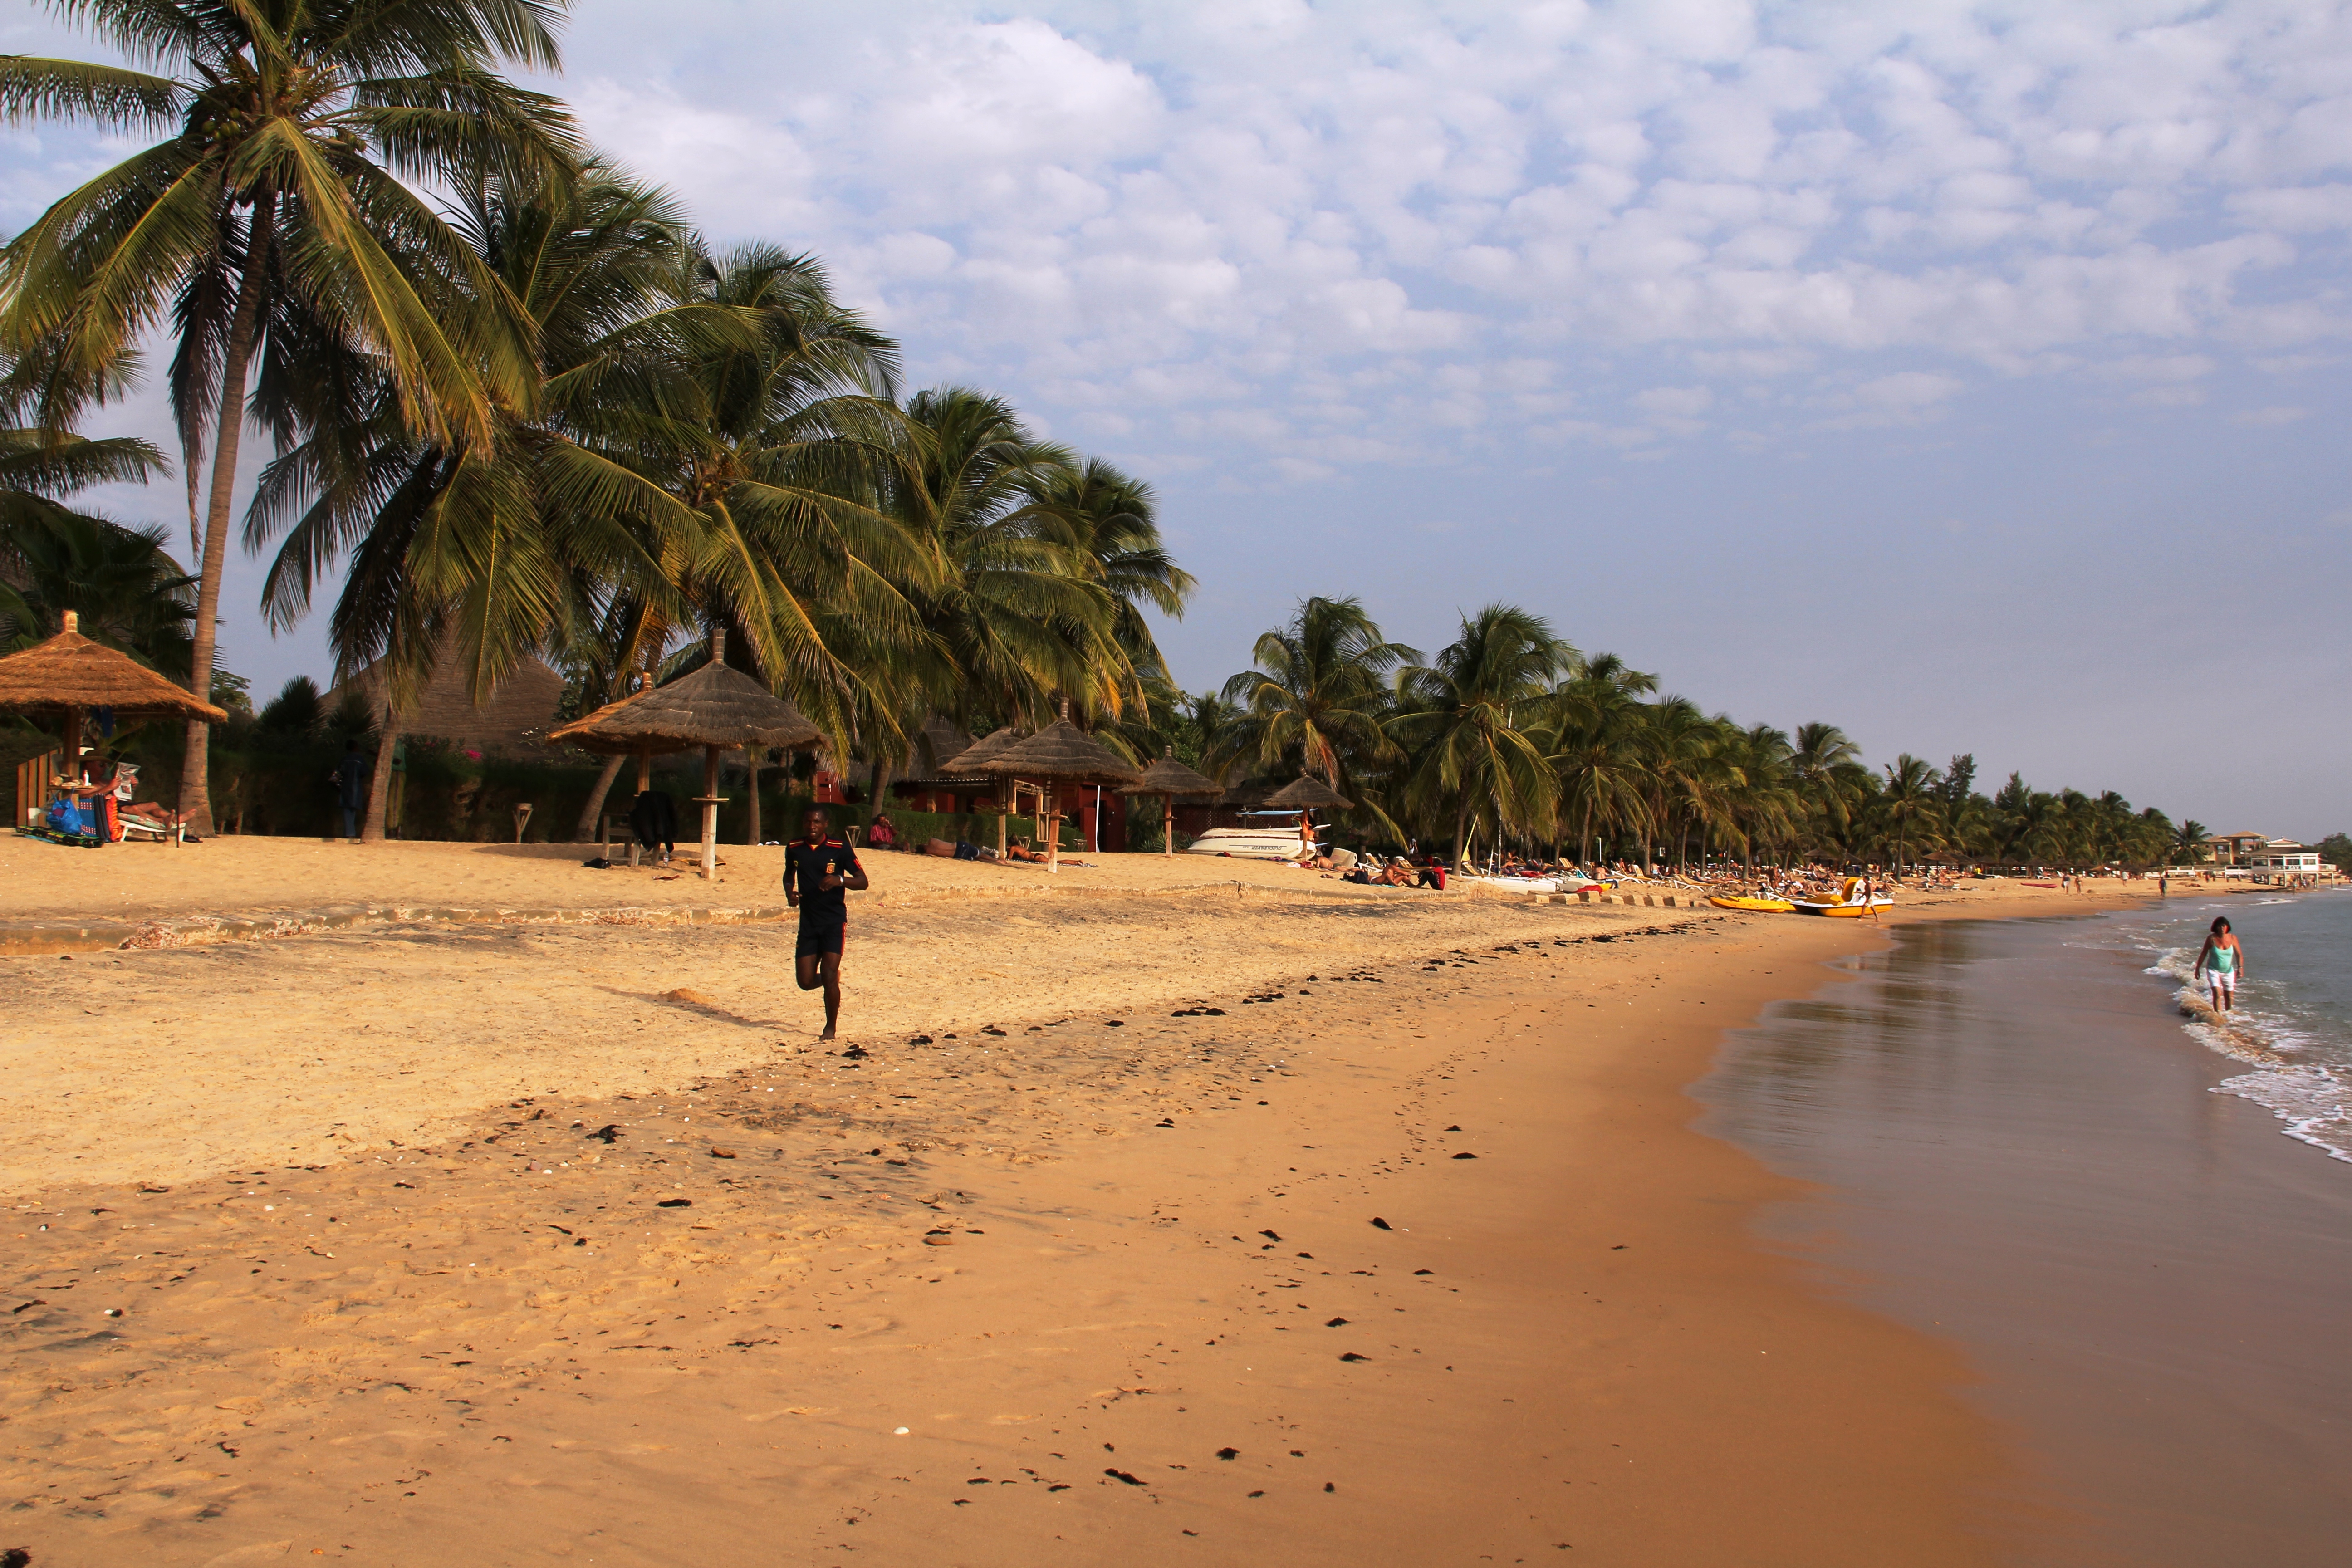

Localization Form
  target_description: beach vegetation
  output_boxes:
[0,7,2201,864]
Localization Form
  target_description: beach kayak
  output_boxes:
[1710,894,1796,912]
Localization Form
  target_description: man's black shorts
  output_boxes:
[795,918,845,959]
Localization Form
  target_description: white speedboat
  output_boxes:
[1183,826,1309,860]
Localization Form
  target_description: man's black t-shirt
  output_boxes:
[785,837,860,923]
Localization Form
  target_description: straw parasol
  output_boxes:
[548,627,824,881]
[1120,750,1222,858]
[1261,774,1352,811]
[0,611,228,830]
[965,708,1140,871]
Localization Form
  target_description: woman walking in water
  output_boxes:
[2193,916,2247,1014]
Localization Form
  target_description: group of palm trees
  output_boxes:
[2,2,2199,872]
[1200,596,2203,874]
[2,0,1189,838]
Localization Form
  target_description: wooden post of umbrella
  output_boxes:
[1121,750,1221,860]
[690,628,727,882]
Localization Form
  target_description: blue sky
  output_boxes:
[6,1,2348,833]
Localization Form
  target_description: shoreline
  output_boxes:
[0,869,2142,1562]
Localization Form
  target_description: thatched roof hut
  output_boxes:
[939,724,1026,776]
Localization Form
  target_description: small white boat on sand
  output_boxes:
[1183,826,1309,860]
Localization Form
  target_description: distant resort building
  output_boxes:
[2254,839,2323,881]
[2202,830,2272,868]
[2201,831,2330,882]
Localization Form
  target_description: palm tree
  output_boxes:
[1880,753,1938,876]
[1024,452,1194,712]
[250,161,705,838]
[0,508,196,670]
[2173,818,2210,868]
[1393,605,1572,867]
[0,0,578,833]
[1220,596,1416,793]
[550,240,923,737]
[1539,678,1655,870]
[889,387,1120,733]
[1789,721,1863,851]
[1720,723,1797,871]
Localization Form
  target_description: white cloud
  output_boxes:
[9,0,2352,482]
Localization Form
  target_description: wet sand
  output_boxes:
[0,842,2151,1564]
[1702,907,2352,1566]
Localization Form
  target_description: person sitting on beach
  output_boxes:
[865,813,898,850]
[87,758,185,834]
[2193,917,2246,1015]
[1377,858,1415,887]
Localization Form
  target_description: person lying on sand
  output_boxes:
[2193,916,2246,1015]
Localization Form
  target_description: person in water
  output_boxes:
[2192,916,2246,1014]
[784,805,868,1039]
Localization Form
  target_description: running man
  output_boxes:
[784,806,868,1039]
[2192,916,2245,1015]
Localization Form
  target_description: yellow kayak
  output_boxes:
[1710,894,1795,912]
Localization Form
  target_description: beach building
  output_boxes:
[2253,839,2323,882]
[323,643,567,759]
[2204,830,2271,868]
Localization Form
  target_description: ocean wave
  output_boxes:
[2213,1065,2352,1165]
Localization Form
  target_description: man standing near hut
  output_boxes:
[784,805,867,1039]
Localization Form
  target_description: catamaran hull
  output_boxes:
[1788,897,1892,917]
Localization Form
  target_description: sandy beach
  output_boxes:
[0,838,2165,1564]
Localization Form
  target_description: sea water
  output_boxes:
[2122,889,2352,1162]
[1696,892,2352,1566]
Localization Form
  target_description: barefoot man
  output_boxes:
[784,806,867,1040]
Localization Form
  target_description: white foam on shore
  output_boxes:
[2210,1064,2352,1165]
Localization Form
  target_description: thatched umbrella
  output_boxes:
[0,611,228,832]
[1259,774,1353,859]
[548,627,823,881]
[967,710,1140,871]
[1120,750,1222,858]
[1261,774,1352,811]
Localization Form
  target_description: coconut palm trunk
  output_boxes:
[574,754,627,842]
[362,703,399,842]
[176,193,276,838]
